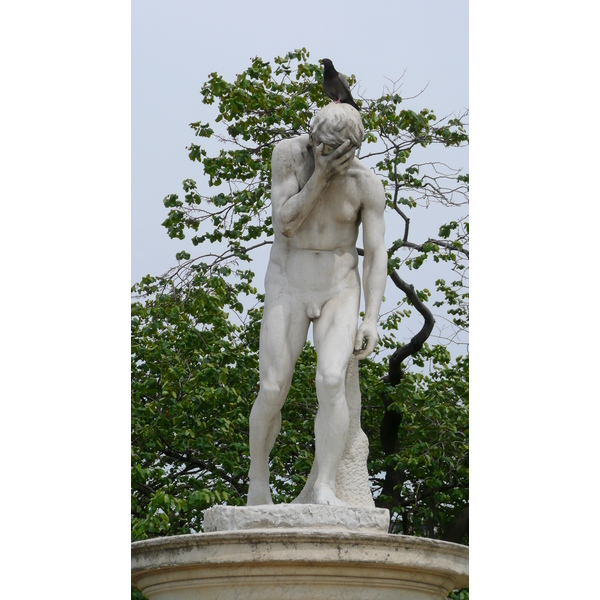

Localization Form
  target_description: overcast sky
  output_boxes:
[132,0,469,286]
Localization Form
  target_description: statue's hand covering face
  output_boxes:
[309,103,364,153]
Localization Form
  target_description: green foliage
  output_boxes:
[131,587,146,600]
[131,269,259,539]
[132,48,468,576]
[363,348,468,537]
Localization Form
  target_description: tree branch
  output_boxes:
[398,238,469,258]
[357,247,435,381]
[160,446,247,496]
[386,269,435,383]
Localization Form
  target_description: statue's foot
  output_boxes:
[247,480,274,506]
[314,483,347,506]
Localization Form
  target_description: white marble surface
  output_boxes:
[203,503,390,533]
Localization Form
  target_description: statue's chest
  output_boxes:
[312,178,361,226]
[294,156,361,227]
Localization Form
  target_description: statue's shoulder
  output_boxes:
[352,159,380,185]
[351,158,372,174]
[352,160,386,206]
[272,135,310,165]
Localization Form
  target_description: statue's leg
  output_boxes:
[248,298,309,505]
[311,291,360,505]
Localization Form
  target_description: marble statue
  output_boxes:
[247,102,387,507]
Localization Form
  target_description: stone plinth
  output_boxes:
[203,504,390,533]
[131,528,469,600]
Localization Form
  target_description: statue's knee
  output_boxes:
[259,380,286,406]
[316,370,345,397]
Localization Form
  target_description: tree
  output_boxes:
[132,47,468,560]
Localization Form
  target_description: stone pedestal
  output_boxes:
[203,504,391,533]
[132,505,468,600]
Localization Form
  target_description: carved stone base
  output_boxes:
[203,504,390,533]
[132,529,469,600]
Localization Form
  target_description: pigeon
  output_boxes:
[320,58,360,111]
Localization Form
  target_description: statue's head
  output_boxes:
[309,102,364,154]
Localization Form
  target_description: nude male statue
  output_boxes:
[247,102,387,506]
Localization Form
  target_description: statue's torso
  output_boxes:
[267,140,366,299]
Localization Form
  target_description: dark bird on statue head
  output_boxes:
[320,58,360,111]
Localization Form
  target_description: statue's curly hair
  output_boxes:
[309,102,363,151]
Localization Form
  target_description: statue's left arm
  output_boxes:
[354,175,387,360]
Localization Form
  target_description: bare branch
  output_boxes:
[357,247,435,384]
[386,269,435,384]
[398,238,469,258]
